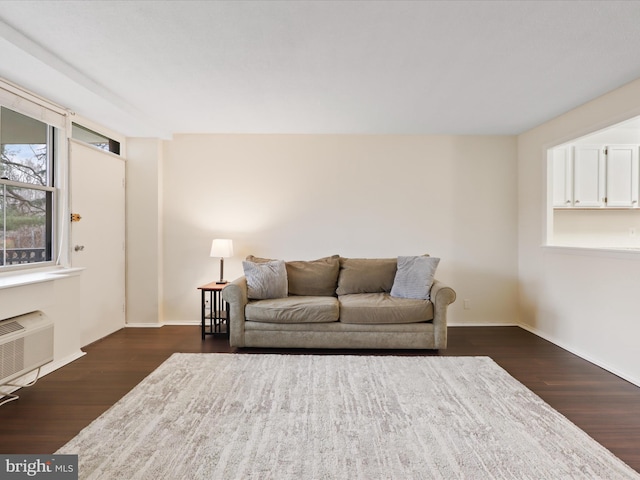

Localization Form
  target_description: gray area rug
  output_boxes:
[57,354,640,479]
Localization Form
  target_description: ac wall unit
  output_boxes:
[0,311,54,385]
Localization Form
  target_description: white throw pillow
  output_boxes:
[243,260,288,300]
[390,256,440,300]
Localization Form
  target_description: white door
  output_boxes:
[605,145,639,207]
[573,145,605,207]
[70,140,126,346]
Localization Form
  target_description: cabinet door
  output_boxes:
[605,145,639,207]
[573,145,605,207]
[552,147,573,207]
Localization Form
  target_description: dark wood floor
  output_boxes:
[0,326,639,473]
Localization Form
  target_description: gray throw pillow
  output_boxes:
[390,256,440,300]
[243,260,288,300]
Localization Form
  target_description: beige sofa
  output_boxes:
[222,255,456,350]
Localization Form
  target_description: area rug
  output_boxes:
[56,354,639,479]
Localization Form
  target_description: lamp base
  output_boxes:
[216,258,227,285]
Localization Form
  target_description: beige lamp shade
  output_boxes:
[210,239,234,258]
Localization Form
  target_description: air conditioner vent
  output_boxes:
[0,312,53,385]
[0,321,24,337]
[0,338,25,384]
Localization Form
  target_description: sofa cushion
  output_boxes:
[338,293,433,324]
[242,259,288,300]
[391,256,440,300]
[246,255,275,264]
[286,255,340,296]
[336,258,397,295]
[246,296,340,324]
[247,255,340,297]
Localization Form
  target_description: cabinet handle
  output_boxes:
[575,200,580,204]
[566,200,571,204]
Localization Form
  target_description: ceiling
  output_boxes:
[1,1,640,138]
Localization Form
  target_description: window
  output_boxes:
[72,123,120,155]
[0,107,55,267]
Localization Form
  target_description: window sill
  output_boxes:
[553,206,639,210]
[0,267,84,290]
[542,245,640,259]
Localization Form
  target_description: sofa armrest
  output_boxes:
[221,276,248,347]
[430,279,456,348]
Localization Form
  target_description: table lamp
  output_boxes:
[210,239,233,284]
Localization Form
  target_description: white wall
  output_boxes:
[553,209,640,248]
[126,138,164,326]
[574,124,640,145]
[162,134,518,326]
[518,77,640,386]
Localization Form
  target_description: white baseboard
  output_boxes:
[1,350,85,397]
[448,322,520,327]
[41,350,86,376]
[124,321,201,328]
[161,321,200,326]
[125,323,163,328]
[519,323,640,388]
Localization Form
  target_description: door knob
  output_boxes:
[74,245,85,252]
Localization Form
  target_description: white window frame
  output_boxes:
[0,79,69,272]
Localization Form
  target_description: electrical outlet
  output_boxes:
[463,299,471,310]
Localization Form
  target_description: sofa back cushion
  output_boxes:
[286,255,340,296]
[246,255,340,296]
[336,257,397,295]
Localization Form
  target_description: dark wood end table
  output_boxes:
[197,282,229,340]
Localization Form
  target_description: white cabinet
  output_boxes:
[573,145,605,207]
[552,147,573,207]
[553,144,640,208]
[605,145,639,207]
